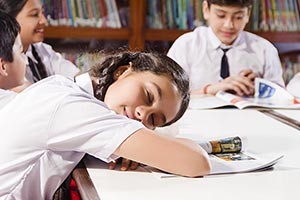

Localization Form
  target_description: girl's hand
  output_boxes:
[108,158,139,171]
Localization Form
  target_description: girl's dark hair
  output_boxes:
[89,51,190,127]
[0,0,48,80]
[206,0,253,8]
[0,11,20,62]
[0,0,27,17]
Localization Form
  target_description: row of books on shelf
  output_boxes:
[61,52,103,72]
[42,0,129,28]
[250,0,300,32]
[146,0,300,32]
[282,56,300,84]
[146,0,205,30]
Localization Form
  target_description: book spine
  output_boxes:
[66,0,74,26]
[292,0,300,30]
[75,0,83,27]
[86,0,94,27]
[166,0,174,29]
[98,0,107,28]
[81,0,89,26]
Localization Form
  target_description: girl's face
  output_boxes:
[104,66,182,130]
[16,0,48,51]
[1,34,27,89]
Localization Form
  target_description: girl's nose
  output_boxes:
[135,106,153,129]
[39,13,48,26]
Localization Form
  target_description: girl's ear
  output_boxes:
[0,58,8,76]
[113,63,131,80]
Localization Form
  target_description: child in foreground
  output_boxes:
[0,11,27,107]
[0,51,211,199]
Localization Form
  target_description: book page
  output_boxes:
[189,95,235,109]
[209,153,283,175]
[216,78,300,109]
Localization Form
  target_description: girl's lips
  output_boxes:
[35,28,44,33]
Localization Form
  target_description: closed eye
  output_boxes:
[146,90,153,105]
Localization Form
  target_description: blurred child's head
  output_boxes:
[203,0,253,45]
[0,0,48,51]
[89,51,190,129]
[0,11,27,89]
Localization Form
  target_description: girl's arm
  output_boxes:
[114,128,211,177]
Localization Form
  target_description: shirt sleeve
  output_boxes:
[46,93,144,163]
[167,33,193,75]
[261,41,285,87]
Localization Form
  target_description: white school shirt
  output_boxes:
[0,74,144,200]
[167,26,284,90]
[0,89,16,109]
[287,72,300,99]
[25,42,80,83]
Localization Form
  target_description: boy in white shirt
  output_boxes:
[0,11,27,108]
[168,0,284,96]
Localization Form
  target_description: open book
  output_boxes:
[84,136,283,177]
[189,78,300,109]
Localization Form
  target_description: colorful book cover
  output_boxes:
[99,0,108,27]
[187,0,194,29]
[86,0,94,26]
[109,0,122,28]
[166,0,174,29]
[75,0,83,26]
[66,0,74,26]
[81,0,89,26]
[161,0,168,29]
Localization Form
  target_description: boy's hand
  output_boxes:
[108,158,139,171]
[194,75,255,97]
[239,69,257,82]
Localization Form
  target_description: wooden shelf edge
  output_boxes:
[145,29,190,41]
[45,26,130,40]
[145,29,300,43]
[252,31,300,43]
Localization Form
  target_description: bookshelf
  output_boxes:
[44,0,300,79]
[44,0,300,49]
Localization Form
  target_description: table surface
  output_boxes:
[74,109,300,200]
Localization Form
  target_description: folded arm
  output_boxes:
[114,128,211,177]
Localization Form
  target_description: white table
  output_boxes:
[77,109,300,200]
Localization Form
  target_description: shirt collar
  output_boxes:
[74,72,94,95]
[208,27,222,50]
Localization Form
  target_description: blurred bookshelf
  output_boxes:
[44,0,300,81]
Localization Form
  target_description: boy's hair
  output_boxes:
[0,11,20,62]
[89,50,191,127]
[206,0,253,8]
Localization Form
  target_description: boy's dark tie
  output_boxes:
[220,48,230,79]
